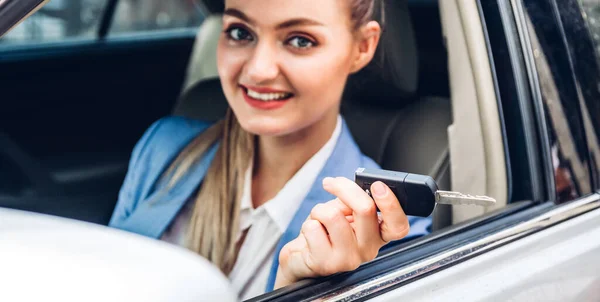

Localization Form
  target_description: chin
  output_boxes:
[238,117,296,137]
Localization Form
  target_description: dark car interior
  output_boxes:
[0,0,451,228]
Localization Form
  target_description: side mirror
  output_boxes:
[0,208,239,302]
[0,0,49,38]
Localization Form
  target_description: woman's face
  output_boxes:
[217,0,370,137]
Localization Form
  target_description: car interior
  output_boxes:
[440,0,507,223]
[177,0,510,227]
[175,0,455,230]
[0,0,508,233]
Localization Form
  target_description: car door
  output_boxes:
[0,0,205,224]
[247,0,600,300]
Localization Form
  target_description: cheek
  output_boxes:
[217,40,247,95]
[285,49,352,108]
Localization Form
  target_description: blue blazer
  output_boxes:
[109,116,431,292]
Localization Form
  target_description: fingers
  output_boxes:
[328,198,353,215]
[306,198,352,222]
[279,177,412,283]
[309,203,356,249]
[322,177,382,247]
[279,216,365,282]
[281,177,410,284]
[301,219,331,252]
[370,181,410,242]
[278,235,316,283]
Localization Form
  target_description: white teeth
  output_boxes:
[246,88,290,101]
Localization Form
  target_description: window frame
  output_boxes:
[98,0,119,39]
[481,0,553,203]
[0,0,49,38]
[246,0,600,300]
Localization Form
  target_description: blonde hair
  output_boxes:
[166,108,254,274]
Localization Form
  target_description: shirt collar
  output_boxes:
[238,115,343,232]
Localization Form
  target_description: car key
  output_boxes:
[355,167,496,217]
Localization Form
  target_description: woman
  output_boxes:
[109,0,431,299]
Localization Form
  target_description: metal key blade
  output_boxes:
[435,190,496,206]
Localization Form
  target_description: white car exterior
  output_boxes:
[0,208,238,302]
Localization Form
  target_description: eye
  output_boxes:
[287,36,315,49]
[226,26,253,42]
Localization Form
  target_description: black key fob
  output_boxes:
[354,167,438,217]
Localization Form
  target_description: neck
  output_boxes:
[251,112,339,208]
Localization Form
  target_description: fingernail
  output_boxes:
[372,181,387,198]
[323,177,334,188]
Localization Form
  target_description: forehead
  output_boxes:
[224,0,351,27]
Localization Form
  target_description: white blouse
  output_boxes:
[161,115,342,300]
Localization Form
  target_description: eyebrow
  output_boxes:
[224,8,255,24]
[223,8,324,29]
[277,18,324,29]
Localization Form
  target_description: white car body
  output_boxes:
[375,198,600,301]
[0,208,238,302]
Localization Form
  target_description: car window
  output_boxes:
[0,0,108,45]
[110,0,206,35]
[580,0,600,58]
[0,0,206,47]
[575,0,600,190]
[522,0,598,203]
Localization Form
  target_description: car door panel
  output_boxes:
[370,195,600,302]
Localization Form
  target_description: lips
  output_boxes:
[246,89,291,101]
[240,85,294,110]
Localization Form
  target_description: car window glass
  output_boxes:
[0,0,108,45]
[110,0,206,35]
[580,0,600,58]
[575,0,600,189]
[522,1,596,203]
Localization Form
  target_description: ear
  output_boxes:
[349,21,381,74]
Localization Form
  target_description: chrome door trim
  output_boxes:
[316,194,600,301]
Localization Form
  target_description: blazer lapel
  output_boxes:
[265,119,366,291]
[117,143,219,239]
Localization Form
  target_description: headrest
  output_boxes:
[344,0,419,106]
[176,0,419,120]
[180,15,221,95]
[175,15,227,121]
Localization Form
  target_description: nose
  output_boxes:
[245,41,279,84]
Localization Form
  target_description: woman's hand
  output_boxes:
[275,177,410,288]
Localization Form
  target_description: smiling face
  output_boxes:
[217,0,379,137]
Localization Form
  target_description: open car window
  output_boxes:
[0,0,206,47]
[110,0,206,35]
[0,0,108,44]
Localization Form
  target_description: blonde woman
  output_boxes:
[109,0,431,299]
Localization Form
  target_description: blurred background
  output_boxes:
[1,0,599,54]
[0,0,206,44]
[581,0,600,56]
